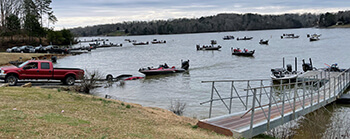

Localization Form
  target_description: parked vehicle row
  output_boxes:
[6,45,70,54]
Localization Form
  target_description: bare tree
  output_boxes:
[169,99,186,116]
[0,0,22,27]
[79,70,103,94]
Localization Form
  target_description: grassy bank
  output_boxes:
[0,87,229,138]
[329,24,350,28]
[0,53,65,66]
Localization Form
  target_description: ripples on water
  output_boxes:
[55,28,350,119]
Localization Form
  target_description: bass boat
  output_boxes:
[139,60,189,76]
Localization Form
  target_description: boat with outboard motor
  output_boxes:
[236,36,253,40]
[196,40,222,50]
[223,35,235,40]
[271,57,303,82]
[231,48,255,56]
[309,36,320,41]
[281,33,300,39]
[133,41,149,45]
[138,60,190,76]
[259,39,269,45]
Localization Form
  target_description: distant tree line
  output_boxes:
[319,11,350,27]
[70,10,350,37]
[0,0,74,49]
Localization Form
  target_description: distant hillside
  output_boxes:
[70,11,350,37]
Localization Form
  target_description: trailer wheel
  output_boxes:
[5,75,18,86]
[65,76,75,85]
[106,74,113,82]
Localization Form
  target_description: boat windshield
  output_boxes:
[18,61,29,68]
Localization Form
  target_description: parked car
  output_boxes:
[18,46,35,53]
[6,48,12,53]
[9,46,20,53]
[0,60,84,86]
[34,46,45,53]
[43,45,54,53]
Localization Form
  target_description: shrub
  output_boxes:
[169,99,186,116]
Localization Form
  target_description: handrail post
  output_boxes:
[328,71,331,99]
[209,82,214,118]
[302,77,305,114]
[229,81,234,114]
[310,76,314,111]
[281,83,285,124]
[249,89,257,138]
[334,77,336,97]
[246,81,250,110]
[293,79,297,119]
[267,86,272,131]
[338,76,340,95]
[260,80,263,103]
[317,75,320,105]
[322,72,326,102]
[342,72,346,91]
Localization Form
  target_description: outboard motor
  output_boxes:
[181,60,190,70]
[271,68,285,78]
[286,64,292,72]
[302,58,313,72]
[51,56,57,63]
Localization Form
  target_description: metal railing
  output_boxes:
[200,69,350,138]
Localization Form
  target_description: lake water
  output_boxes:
[55,28,350,119]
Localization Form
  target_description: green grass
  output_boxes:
[0,87,231,139]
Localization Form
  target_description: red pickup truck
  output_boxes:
[0,60,84,86]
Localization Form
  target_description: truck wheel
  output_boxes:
[65,76,75,85]
[5,75,18,86]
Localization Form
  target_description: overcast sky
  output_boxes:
[50,0,350,30]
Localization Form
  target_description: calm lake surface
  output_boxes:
[55,28,350,119]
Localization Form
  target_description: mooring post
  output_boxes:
[249,89,257,139]
[209,82,215,118]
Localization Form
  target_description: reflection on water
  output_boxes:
[55,28,350,119]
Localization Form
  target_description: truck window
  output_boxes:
[24,62,38,69]
[41,62,50,69]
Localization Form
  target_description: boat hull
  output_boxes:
[139,68,186,76]
[232,50,255,56]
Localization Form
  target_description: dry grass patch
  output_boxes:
[0,87,230,139]
[0,53,66,66]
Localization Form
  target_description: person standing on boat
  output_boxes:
[164,63,169,68]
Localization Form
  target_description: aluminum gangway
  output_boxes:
[197,69,350,138]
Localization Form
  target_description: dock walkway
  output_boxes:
[198,70,350,138]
